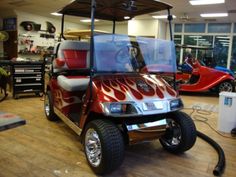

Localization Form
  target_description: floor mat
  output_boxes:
[0,112,26,131]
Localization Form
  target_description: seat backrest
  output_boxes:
[53,41,90,73]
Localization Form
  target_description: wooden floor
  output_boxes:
[0,93,236,177]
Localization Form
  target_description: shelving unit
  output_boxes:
[11,61,45,99]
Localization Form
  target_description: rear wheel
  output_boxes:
[218,81,235,93]
[160,111,197,154]
[83,119,124,175]
[44,91,58,121]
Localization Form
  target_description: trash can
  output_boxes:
[218,92,236,133]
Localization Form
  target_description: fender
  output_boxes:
[179,65,234,92]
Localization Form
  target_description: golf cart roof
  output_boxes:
[59,0,172,21]
[175,44,213,50]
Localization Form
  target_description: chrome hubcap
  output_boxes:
[219,82,233,92]
[44,95,50,116]
[164,120,181,146]
[85,128,102,167]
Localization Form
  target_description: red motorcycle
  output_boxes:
[44,0,196,175]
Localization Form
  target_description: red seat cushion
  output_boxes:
[63,49,87,69]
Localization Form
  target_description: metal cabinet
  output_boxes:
[12,61,45,99]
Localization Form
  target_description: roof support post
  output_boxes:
[90,0,96,70]
[167,8,173,41]
[167,8,177,90]
[87,0,96,105]
[112,20,116,34]
[60,14,65,41]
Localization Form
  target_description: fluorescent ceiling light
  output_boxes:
[124,16,130,20]
[189,0,224,5]
[80,19,99,22]
[200,13,228,17]
[189,35,202,38]
[219,39,230,42]
[216,36,230,39]
[194,38,206,41]
[51,12,62,16]
[152,15,176,19]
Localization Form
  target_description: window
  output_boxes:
[174,35,181,44]
[174,35,181,64]
[184,35,197,45]
[213,36,230,67]
[174,24,182,33]
[182,35,213,64]
[234,23,236,33]
[230,36,236,71]
[208,23,231,33]
[184,23,205,33]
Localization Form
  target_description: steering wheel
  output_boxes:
[115,45,140,63]
[115,46,131,64]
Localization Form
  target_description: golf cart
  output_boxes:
[44,0,196,175]
[176,45,235,93]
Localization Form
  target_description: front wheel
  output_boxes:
[83,119,124,175]
[44,91,58,121]
[218,81,235,93]
[160,111,197,154]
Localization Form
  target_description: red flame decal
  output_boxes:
[120,84,129,92]
[146,79,154,85]
[113,88,126,100]
[64,97,75,103]
[156,86,164,99]
[111,80,118,87]
[159,85,165,91]
[126,85,143,100]
[102,81,111,92]
[125,78,135,85]
[166,85,176,97]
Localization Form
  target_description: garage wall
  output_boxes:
[128,19,158,37]
[16,10,88,57]
[94,23,128,34]
[127,19,168,39]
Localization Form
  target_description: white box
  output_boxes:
[218,92,236,133]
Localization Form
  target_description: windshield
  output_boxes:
[94,34,177,74]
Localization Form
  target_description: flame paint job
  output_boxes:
[49,74,178,113]
[49,78,84,116]
[48,74,179,129]
[93,74,178,103]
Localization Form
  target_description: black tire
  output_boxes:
[160,111,197,154]
[218,81,235,93]
[83,119,124,175]
[44,91,58,121]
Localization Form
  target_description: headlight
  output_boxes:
[102,102,138,116]
[170,99,183,110]
[110,103,126,113]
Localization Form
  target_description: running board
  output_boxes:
[54,107,82,136]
